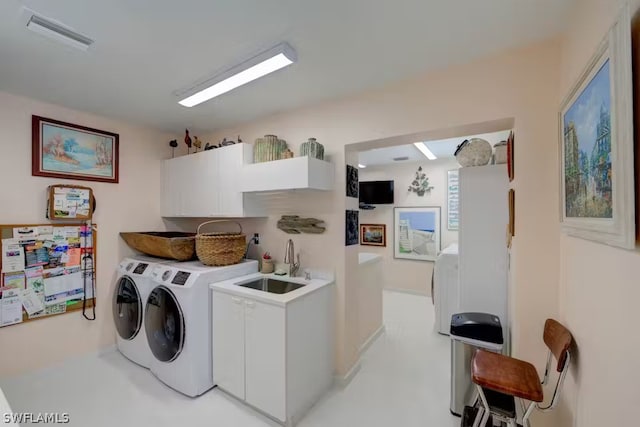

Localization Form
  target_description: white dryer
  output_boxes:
[145,259,258,397]
[433,243,459,335]
[113,256,169,368]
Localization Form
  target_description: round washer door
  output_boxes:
[145,286,185,362]
[113,276,143,340]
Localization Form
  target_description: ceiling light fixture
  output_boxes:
[178,43,297,107]
[358,164,366,168]
[23,9,93,51]
[413,142,437,160]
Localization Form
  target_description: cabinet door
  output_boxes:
[211,291,245,399]
[160,159,176,216]
[217,144,245,216]
[244,299,286,421]
[187,151,219,216]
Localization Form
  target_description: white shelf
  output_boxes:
[241,156,334,193]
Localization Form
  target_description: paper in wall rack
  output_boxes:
[0,223,97,327]
[46,184,95,220]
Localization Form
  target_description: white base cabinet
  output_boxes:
[161,144,263,217]
[212,286,334,425]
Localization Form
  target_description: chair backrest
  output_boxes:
[543,319,573,372]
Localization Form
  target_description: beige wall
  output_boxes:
[359,159,459,295]
[0,91,170,377]
[206,38,563,377]
[552,1,640,426]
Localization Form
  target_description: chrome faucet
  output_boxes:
[284,239,300,277]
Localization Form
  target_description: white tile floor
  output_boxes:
[0,291,459,427]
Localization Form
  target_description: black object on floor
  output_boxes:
[461,405,493,427]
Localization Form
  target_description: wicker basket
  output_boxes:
[195,220,246,266]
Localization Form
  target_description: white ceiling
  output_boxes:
[358,130,511,167]
[0,0,572,133]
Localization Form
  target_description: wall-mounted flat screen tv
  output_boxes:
[359,181,394,204]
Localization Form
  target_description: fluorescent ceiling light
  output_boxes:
[413,142,437,160]
[23,10,93,51]
[178,43,296,107]
[358,164,366,168]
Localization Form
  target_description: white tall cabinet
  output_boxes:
[458,165,509,344]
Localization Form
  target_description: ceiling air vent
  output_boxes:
[393,156,410,161]
[24,10,94,51]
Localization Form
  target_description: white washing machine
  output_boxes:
[145,259,258,397]
[433,243,459,335]
[113,256,170,368]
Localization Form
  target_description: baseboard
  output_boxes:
[334,360,361,388]
[358,325,385,355]
[383,287,429,297]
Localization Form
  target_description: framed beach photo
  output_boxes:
[32,116,119,183]
[559,4,635,249]
[360,224,386,247]
[394,207,441,261]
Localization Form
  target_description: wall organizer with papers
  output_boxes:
[0,223,97,327]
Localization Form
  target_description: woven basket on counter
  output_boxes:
[196,220,246,266]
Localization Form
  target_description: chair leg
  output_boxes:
[472,385,491,427]
[522,402,536,427]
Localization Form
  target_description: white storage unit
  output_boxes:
[211,276,334,426]
[457,165,509,343]
[241,156,334,193]
[161,144,263,217]
[433,243,459,335]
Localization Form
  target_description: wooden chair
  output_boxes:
[470,319,573,427]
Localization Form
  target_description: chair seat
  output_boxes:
[472,349,544,402]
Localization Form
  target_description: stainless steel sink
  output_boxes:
[237,278,305,294]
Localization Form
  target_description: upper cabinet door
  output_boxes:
[161,145,260,217]
[211,291,246,399]
[217,144,247,216]
[188,150,219,216]
[244,298,286,422]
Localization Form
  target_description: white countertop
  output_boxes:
[210,272,334,307]
[359,252,382,265]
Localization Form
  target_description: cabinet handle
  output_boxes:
[245,301,255,308]
[231,297,243,304]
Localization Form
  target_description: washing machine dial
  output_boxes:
[162,270,172,281]
[126,262,134,271]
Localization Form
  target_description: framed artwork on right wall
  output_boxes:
[559,3,635,249]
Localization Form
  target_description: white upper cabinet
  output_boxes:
[161,144,262,217]
[241,156,334,193]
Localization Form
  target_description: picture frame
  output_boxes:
[507,131,514,182]
[447,169,459,230]
[559,4,635,249]
[32,115,119,183]
[508,189,515,236]
[345,210,359,246]
[360,224,386,247]
[394,207,441,261]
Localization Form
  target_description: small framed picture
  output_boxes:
[360,224,386,247]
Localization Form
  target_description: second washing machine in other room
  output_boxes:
[113,255,169,368]
[433,243,459,335]
[145,259,259,397]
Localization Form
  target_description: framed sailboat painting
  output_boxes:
[32,115,119,183]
